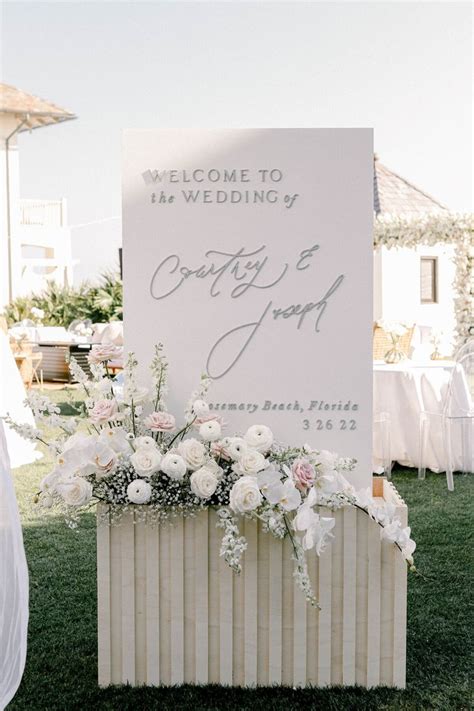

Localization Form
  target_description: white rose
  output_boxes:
[190,466,219,498]
[244,424,274,453]
[203,458,223,479]
[233,449,268,476]
[58,478,93,507]
[193,399,210,417]
[199,420,222,442]
[130,447,162,477]
[127,479,152,504]
[92,443,117,479]
[226,437,248,461]
[161,452,187,481]
[134,435,159,450]
[177,438,207,470]
[229,476,262,513]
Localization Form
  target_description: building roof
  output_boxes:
[0,83,76,132]
[374,157,447,217]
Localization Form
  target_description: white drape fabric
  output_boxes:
[0,420,29,710]
[0,332,41,468]
[373,361,470,471]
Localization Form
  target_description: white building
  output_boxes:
[373,158,456,350]
[0,83,76,307]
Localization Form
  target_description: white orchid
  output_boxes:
[264,478,301,512]
[355,486,374,509]
[99,427,130,454]
[257,467,281,495]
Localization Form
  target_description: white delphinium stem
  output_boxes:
[150,343,169,411]
[216,508,248,574]
[184,373,212,423]
[283,514,320,608]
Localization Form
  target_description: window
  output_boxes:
[420,257,438,304]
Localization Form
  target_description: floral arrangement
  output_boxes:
[374,212,473,349]
[6,344,416,608]
[377,319,409,340]
[377,319,411,364]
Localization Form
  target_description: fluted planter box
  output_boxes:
[97,477,407,688]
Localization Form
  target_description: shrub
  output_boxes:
[3,273,123,327]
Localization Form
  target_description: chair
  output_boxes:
[373,411,392,479]
[419,339,474,490]
[373,324,414,361]
[30,348,43,388]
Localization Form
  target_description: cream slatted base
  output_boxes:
[97,478,407,688]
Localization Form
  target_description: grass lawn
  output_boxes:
[8,390,473,710]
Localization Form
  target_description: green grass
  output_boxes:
[8,391,473,710]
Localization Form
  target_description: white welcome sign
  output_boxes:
[123,129,373,487]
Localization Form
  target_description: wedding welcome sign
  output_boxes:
[123,129,373,488]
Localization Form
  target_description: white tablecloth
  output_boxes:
[0,420,29,709]
[373,360,471,472]
[0,332,42,468]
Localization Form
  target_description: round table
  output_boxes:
[373,360,471,472]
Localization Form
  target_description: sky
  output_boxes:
[1,1,472,282]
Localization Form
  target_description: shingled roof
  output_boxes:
[0,83,76,131]
[374,157,447,217]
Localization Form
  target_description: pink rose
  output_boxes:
[144,411,176,432]
[210,437,232,461]
[291,458,315,491]
[88,344,123,364]
[90,399,118,424]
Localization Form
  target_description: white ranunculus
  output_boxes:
[58,477,93,507]
[244,424,274,453]
[190,466,219,499]
[233,449,268,477]
[127,479,152,504]
[193,399,210,417]
[199,419,221,442]
[161,452,187,481]
[229,476,262,513]
[134,435,159,450]
[177,438,207,470]
[130,447,162,477]
[226,437,248,461]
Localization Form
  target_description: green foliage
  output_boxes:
[3,273,123,327]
